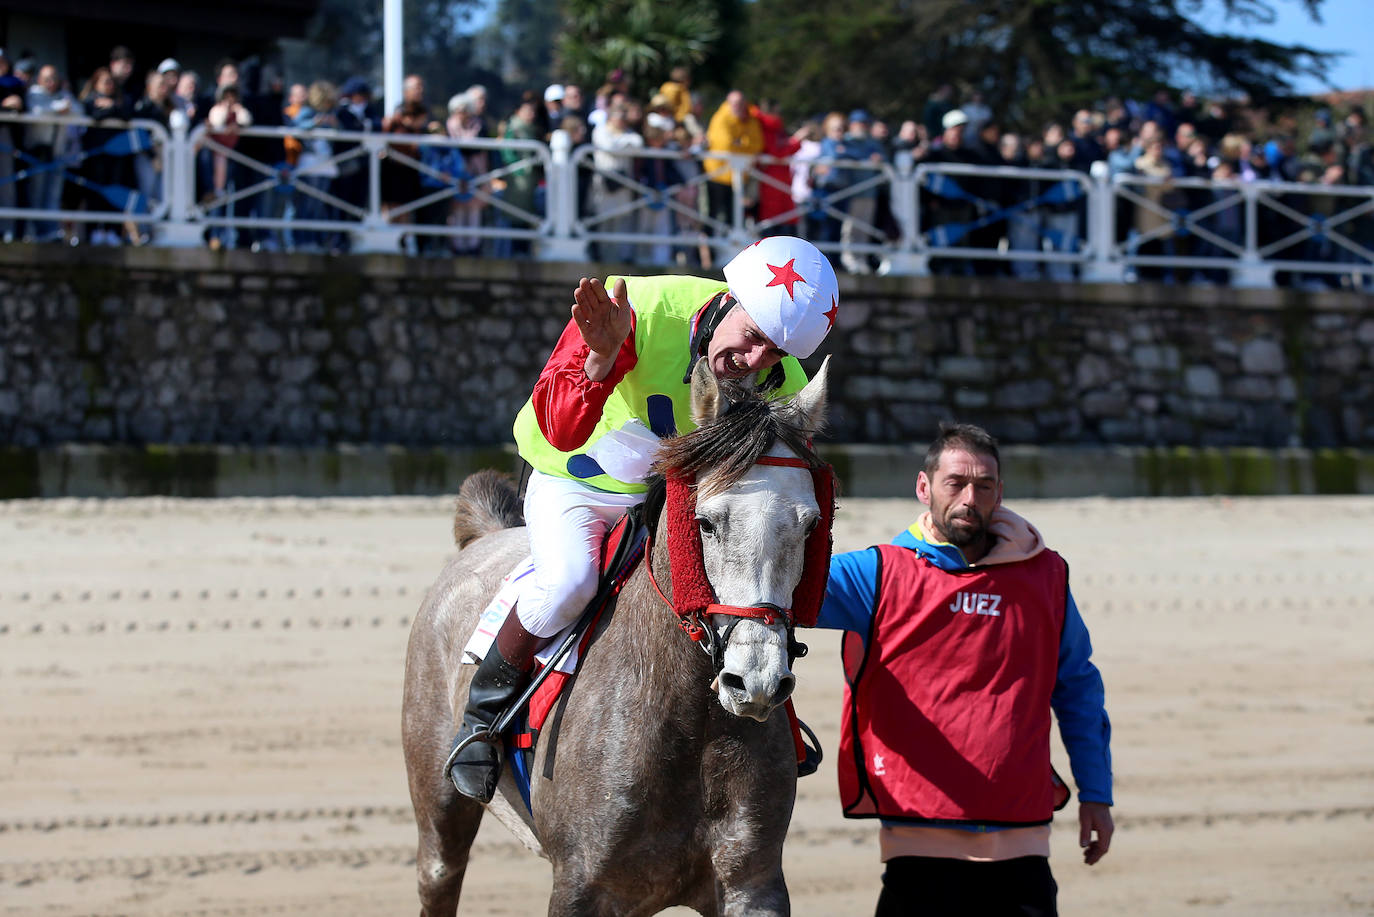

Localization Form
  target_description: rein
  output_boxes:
[643,453,834,672]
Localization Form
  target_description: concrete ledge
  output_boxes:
[2,444,1372,500]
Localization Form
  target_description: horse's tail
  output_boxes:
[452,470,524,548]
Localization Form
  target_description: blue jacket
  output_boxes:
[818,519,1114,813]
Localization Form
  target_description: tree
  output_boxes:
[472,0,561,103]
[554,0,741,101]
[292,0,494,109]
[736,0,1339,129]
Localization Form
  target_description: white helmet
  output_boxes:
[722,236,839,358]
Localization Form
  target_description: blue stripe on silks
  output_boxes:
[646,394,677,438]
[566,454,606,479]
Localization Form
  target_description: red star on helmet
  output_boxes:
[765,258,807,299]
[823,295,839,330]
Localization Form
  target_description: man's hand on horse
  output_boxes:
[573,277,632,382]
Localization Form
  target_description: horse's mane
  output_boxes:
[651,379,825,498]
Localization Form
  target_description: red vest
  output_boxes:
[838,543,1068,826]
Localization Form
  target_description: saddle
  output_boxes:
[495,489,823,812]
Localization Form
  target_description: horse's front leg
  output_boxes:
[713,867,788,917]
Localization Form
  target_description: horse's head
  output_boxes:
[653,357,831,722]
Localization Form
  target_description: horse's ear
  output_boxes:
[793,355,830,434]
[690,356,724,426]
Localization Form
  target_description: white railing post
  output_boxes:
[729,154,751,246]
[881,151,928,276]
[156,119,203,247]
[1232,183,1275,288]
[537,128,586,262]
[1080,161,1124,283]
[351,133,395,254]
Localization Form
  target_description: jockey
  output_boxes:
[447,235,842,802]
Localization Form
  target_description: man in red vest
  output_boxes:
[819,422,1113,916]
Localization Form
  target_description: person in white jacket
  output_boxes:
[25,65,81,241]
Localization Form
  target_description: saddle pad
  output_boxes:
[461,558,583,676]
[460,510,645,677]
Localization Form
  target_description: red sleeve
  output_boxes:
[531,315,639,452]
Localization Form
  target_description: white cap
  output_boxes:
[544,84,565,103]
[157,58,181,74]
[942,109,968,130]
[722,236,839,359]
[645,111,675,132]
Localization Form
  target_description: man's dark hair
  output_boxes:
[110,46,134,63]
[923,422,1000,479]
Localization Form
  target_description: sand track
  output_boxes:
[2,495,1372,915]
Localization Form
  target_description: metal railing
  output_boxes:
[1,110,1371,289]
[0,111,171,240]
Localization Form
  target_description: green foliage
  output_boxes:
[737,0,1339,130]
[555,0,737,98]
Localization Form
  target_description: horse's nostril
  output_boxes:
[720,672,747,694]
[772,675,796,705]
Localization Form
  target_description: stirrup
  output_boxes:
[445,727,503,799]
[796,717,823,779]
[444,726,495,774]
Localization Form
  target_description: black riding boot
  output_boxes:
[445,613,542,802]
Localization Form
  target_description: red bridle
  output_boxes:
[644,454,834,648]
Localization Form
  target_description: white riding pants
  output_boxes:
[518,470,646,639]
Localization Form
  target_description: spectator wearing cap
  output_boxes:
[330,76,380,249]
[0,50,25,240]
[920,108,979,275]
[157,59,181,97]
[818,108,885,274]
[544,84,565,134]
[703,89,763,236]
[657,65,692,125]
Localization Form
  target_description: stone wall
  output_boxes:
[1,245,1371,451]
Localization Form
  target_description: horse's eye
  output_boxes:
[696,516,716,537]
[804,516,819,535]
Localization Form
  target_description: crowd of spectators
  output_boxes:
[2,44,1372,286]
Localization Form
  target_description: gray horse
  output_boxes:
[402,359,830,916]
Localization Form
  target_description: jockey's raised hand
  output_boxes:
[572,277,632,382]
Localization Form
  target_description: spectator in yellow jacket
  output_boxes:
[657,65,693,124]
[704,90,763,234]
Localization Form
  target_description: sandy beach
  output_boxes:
[1,493,1371,916]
